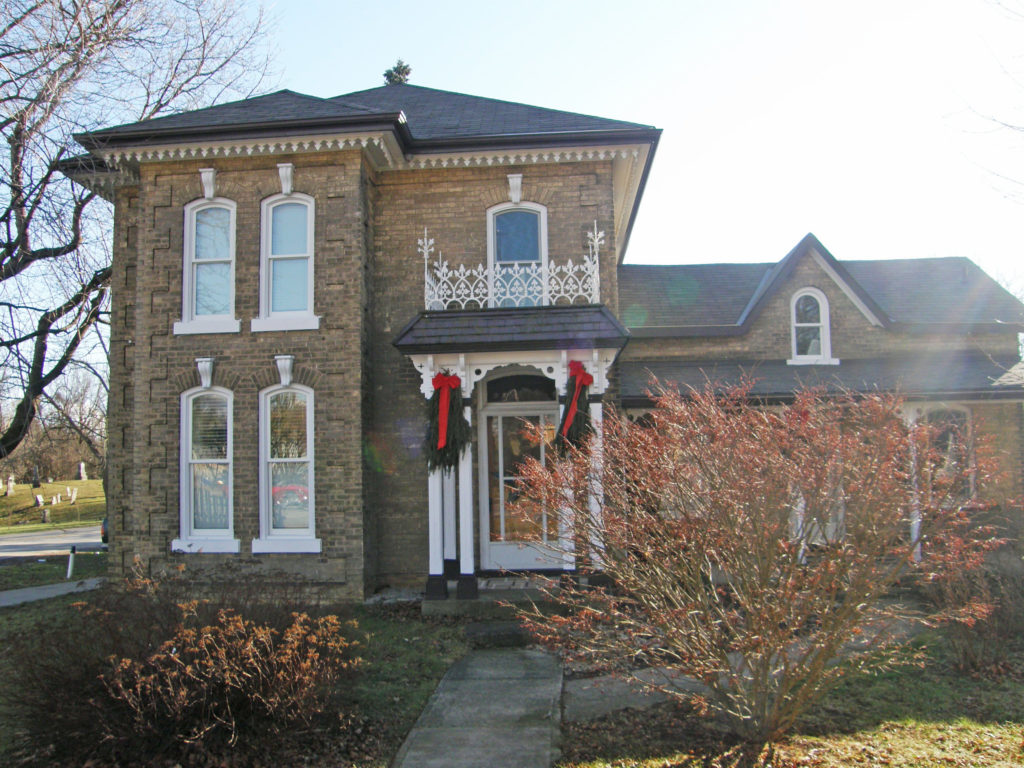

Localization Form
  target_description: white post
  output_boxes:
[443,469,457,566]
[458,403,477,598]
[426,468,446,598]
[588,400,604,569]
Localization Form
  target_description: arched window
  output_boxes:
[174,198,239,335]
[252,193,320,331]
[486,201,548,307]
[173,386,238,553]
[789,288,838,365]
[924,407,973,500]
[253,383,320,552]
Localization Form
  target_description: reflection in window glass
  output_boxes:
[189,393,229,531]
[195,208,231,260]
[195,262,231,316]
[495,210,540,263]
[269,391,307,458]
[271,203,308,255]
[270,258,308,312]
[266,388,312,534]
[795,295,820,323]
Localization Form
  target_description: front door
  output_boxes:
[479,388,566,570]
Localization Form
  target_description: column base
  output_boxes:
[443,558,459,579]
[425,574,448,600]
[456,574,479,600]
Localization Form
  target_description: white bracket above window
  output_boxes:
[275,354,294,387]
[199,168,216,199]
[278,163,294,196]
[507,173,522,204]
[196,357,214,388]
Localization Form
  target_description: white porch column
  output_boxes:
[588,399,604,569]
[443,468,457,576]
[425,468,447,599]
[457,401,478,598]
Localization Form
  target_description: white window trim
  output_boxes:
[787,287,839,365]
[172,386,239,554]
[486,201,549,307]
[253,382,321,553]
[252,192,320,332]
[174,198,241,336]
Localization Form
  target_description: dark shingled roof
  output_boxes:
[332,84,653,142]
[618,353,1024,404]
[620,235,1024,332]
[77,84,658,150]
[393,305,629,354]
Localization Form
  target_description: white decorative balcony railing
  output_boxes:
[422,222,604,311]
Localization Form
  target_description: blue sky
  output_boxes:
[273,0,1024,291]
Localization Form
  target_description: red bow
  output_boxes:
[432,373,462,449]
[561,361,594,437]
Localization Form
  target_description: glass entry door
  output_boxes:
[481,406,563,570]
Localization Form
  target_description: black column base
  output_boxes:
[425,574,448,600]
[456,574,479,600]
[443,558,459,579]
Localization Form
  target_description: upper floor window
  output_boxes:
[253,382,321,553]
[173,199,240,335]
[172,386,238,553]
[252,193,320,332]
[487,201,548,307]
[788,288,838,365]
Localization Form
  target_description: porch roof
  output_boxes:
[618,352,1024,406]
[393,304,629,354]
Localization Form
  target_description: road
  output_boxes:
[0,525,103,561]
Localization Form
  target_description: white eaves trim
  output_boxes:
[809,248,884,328]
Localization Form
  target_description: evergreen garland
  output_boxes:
[425,377,471,470]
[556,379,591,451]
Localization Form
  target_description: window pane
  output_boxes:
[271,203,308,256]
[269,391,307,458]
[271,258,309,312]
[195,207,231,261]
[795,295,820,323]
[191,394,227,460]
[495,210,540,263]
[192,463,229,529]
[194,262,231,316]
[271,461,309,529]
[503,415,540,475]
[796,327,821,356]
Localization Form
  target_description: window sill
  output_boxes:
[251,537,322,554]
[250,315,321,332]
[171,537,240,554]
[787,357,840,366]
[173,318,241,335]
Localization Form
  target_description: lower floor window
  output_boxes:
[254,383,320,553]
[173,387,238,553]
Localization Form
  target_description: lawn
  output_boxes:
[0,590,466,767]
[0,551,108,591]
[558,635,1024,768]
[0,479,105,532]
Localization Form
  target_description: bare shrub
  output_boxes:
[1,568,360,764]
[515,383,1000,759]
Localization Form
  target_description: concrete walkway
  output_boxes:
[392,648,562,768]
[0,577,104,608]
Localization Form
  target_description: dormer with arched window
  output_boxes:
[788,287,839,365]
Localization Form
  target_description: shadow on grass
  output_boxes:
[558,634,1024,768]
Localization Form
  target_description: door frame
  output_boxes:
[477,388,564,571]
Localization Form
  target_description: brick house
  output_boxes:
[66,84,1024,600]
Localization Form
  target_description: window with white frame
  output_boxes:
[173,199,240,335]
[172,387,238,553]
[252,193,320,331]
[486,201,548,307]
[788,287,838,365]
[253,383,320,552]
[923,406,974,501]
